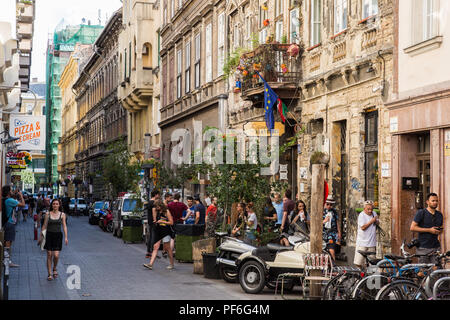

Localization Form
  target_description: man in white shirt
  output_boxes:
[354,200,379,269]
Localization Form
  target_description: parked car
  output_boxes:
[88,201,105,225]
[69,198,88,215]
[112,194,143,238]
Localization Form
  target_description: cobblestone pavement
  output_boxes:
[8,216,299,300]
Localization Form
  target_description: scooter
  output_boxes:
[99,208,113,232]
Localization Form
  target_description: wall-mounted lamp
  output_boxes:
[0,130,20,145]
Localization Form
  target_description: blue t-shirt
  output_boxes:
[5,198,19,224]
[413,208,443,249]
[273,201,284,225]
[182,206,195,225]
[194,203,206,224]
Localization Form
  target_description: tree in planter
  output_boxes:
[18,169,35,191]
[102,140,141,199]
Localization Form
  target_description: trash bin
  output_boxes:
[174,224,205,262]
[202,252,221,279]
[122,218,143,243]
[192,237,216,274]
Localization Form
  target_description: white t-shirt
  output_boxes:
[356,211,378,247]
[247,212,257,230]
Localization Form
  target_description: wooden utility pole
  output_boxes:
[309,163,325,299]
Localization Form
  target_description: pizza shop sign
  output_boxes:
[6,151,32,170]
[9,115,46,151]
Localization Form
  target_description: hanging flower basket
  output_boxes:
[287,44,300,57]
[242,70,249,76]
[263,19,270,27]
[281,64,289,73]
[253,63,262,71]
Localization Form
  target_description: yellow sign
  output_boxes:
[243,122,285,137]
[445,143,450,156]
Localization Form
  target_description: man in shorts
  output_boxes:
[2,186,25,267]
[354,200,378,269]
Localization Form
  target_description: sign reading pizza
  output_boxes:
[6,151,32,170]
[9,115,46,151]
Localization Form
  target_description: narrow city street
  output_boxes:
[8,215,295,300]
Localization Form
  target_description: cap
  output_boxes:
[325,195,336,204]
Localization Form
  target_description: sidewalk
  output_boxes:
[7,216,288,300]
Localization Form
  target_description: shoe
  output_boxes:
[143,263,153,270]
[167,264,174,270]
[9,263,20,268]
[162,251,168,259]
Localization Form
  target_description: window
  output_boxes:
[365,111,379,206]
[259,3,268,28]
[275,0,283,17]
[171,0,175,18]
[362,0,378,19]
[177,49,182,98]
[217,13,225,76]
[245,15,252,48]
[163,1,167,25]
[334,0,348,34]
[178,0,183,10]
[290,8,300,43]
[195,33,201,88]
[260,28,268,44]
[124,48,127,82]
[311,0,322,46]
[276,20,283,43]
[143,43,152,68]
[234,24,240,49]
[205,23,212,82]
[412,0,440,44]
[185,42,191,92]
[128,42,132,79]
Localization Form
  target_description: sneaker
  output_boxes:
[143,263,153,270]
[162,251,168,259]
[9,263,20,268]
[167,264,174,270]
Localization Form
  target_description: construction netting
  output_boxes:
[45,21,104,182]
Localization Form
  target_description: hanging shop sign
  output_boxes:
[9,115,46,151]
[6,151,32,170]
[243,122,285,137]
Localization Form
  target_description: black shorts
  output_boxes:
[326,242,341,254]
[4,222,16,242]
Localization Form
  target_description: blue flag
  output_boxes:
[256,72,277,133]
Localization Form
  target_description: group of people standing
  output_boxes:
[143,191,219,271]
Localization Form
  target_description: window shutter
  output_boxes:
[206,23,212,82]
[412,0,424,44]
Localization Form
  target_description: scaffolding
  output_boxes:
[45,22,103,184]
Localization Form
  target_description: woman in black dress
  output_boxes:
[143,200,175,270]
[38,199,68,281]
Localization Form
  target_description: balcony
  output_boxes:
[17,22,33,38]
[16,2,34,23]
[240,44,302,102]
[18,38,32,53]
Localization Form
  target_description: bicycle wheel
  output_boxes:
[323,272,362,300]
[375,280,427,300]
[351,275,389,300]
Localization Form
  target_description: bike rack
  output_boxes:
[432,276,450,300]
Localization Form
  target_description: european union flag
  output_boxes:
[256,72,277,133]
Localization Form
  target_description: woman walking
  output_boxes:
[38,199,68,281]
[143,200,175,270]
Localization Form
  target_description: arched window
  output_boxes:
[142,43,152,69]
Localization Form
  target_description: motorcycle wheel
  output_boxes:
[219,265,238,283]
[239,260,266,294]
[106,221,113,233]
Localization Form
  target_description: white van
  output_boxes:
[111,194,143,238]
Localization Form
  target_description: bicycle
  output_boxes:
[375,250,450,300]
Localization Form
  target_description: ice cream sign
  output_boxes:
[9,115,46,151]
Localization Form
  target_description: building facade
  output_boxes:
[296,0,394,257]
[58,44,93,198]
[73,11,125,201]
[159,0,229,197]
[118,0,160,161]
[388,0,450,252]
[45,23,103,186]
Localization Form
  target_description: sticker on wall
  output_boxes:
[382,162,390,177]
[280,172,288,180]
[299,167,308,179]
[445,142,450,157]
[445,131,450,142]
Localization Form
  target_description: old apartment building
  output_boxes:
[72,10,126,200]
[118,0,161,161]
[296,0,394,256]
[159,0,229,197]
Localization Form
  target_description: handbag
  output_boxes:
[39,229,46,250]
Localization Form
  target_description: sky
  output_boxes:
[0,0,122,82]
